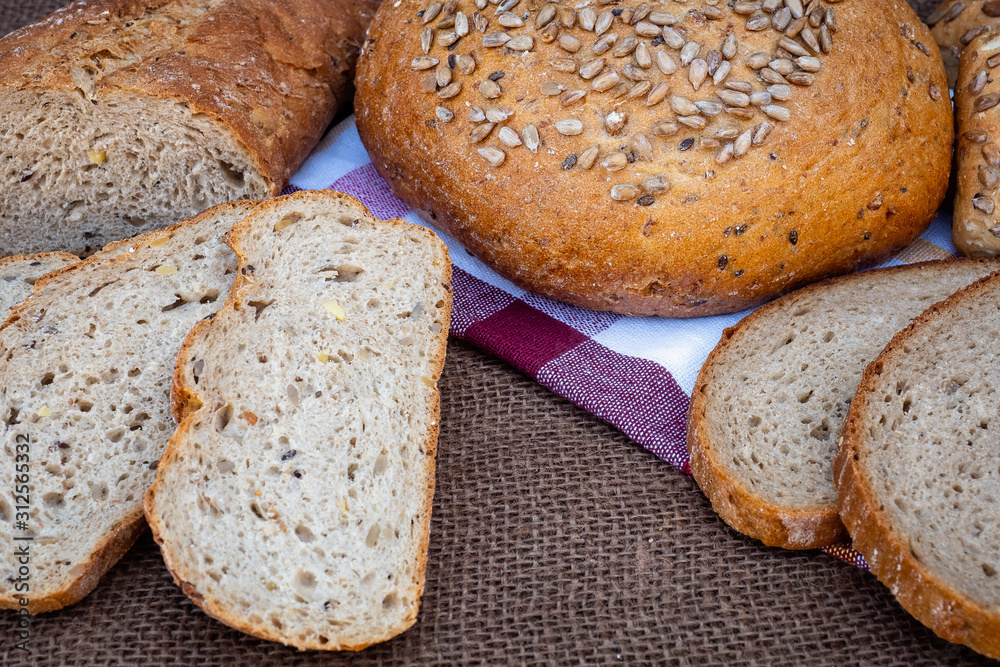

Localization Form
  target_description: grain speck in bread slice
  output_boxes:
[0,200,255,613]
[0,252,78,317]
[688,259,1000,549]
[144,191,453,651]
[835,272,1000,659]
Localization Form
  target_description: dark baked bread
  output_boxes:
[835,271,1000,660]
[689,258,1000,550]
[145,191,452,650]
[954,30,1000,256]
[0,0,378,255]
[355,0,952,316]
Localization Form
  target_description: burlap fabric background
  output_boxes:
[0,1,994,664]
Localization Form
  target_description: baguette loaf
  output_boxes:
[0,199,255,613]
[835,272,1000,659]
[954,31,1000,257]
[0,252,78,316]
[144,191,452,650]
[689,259,1000,549]
[0,0,378,255]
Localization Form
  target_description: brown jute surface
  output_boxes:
[1,1,994,665]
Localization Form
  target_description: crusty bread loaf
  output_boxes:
[954,30,1000,257]
[928,0,1000,85]
[0,200,255,613]
[0,0,378,255]
[689,258,1000,549]
[355,0,951,317]
[0,252,77,316]
[144,191,452,651]
[835,271,1000,659]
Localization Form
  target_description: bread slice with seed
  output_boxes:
[0,252,78,317]
[0,200,255,613]
[144,191,452,651]
[688,258,1000,550]
[835,272,1000,659]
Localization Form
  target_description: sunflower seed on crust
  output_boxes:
[483,32,510,47]
[746,12,770,30]
[498,11,523,27]
[929,83,941,101]
[474,11,488,31]
[670,95,699,115]
[497,126,522,147]
[689,59,708,89]
[734,2,761,15]
[649,11,678,25]
[469,122,496,143]
[625,81,652,100]
[536,3,557,27]
[695,100,723,116]
[718,89,751,107]
[605,110,628,134]
[716,142,735,164]
[437,31,460,47]
[785,16,805,37]
[578,145,600,169]
[652,120,679,136]
[593,33,618,55]
[611,184,640,201]
[469,106,486,122]
[541,81,564,95]
[799,26,819,52]
[455,11,469,35]
[973,193,995,214]
[662,27,685,49]
[763,104,791,121]
[422,2,443,24]
[722,34,737,60]
[769,58,795,75]
[750,91,771,106]
[712,60,732,86]
[945,2,967,21]
[421,27,434,54]
[480,79,502,99]
[601,152,629,171]
[772,6,792,29]
[636,43,653,69]
[716,125,740,139]
[555,119,584,135]
[579,58,606,79]
[623,64,650,81]
[747,52,771,69]
[551,58,578,73]
[971,71,988,95]
[975,93,1000,113]
[579,6,596,30]
[734,129,753,157]
[760,68,788,85]
[785,71,813,85]
[680,41,701,65]
[983,142,1000,167]
[767,84,792,100]
[727,79,753,93]
[592,71,620,91]
[819,25,832,52]
[558,33,582,52]
[456,55,476,74]
[980,165,999,187]
[560,89,588,105]
[647,82,671,106]
[478,146,506,166]
[613,36,640,57]
[635,21,661,37]
[438,81,462,98]
[642,174,671,194]
[796,56,822,72]
[436,106,454,122]
[596,10,613,36]
[763,0,781,12]
[412,57,440,70]
[436,63,453,88]
[678,115,707,129]
[631,2,652,24]
[631,133,654,161]
[656,50,678,74]
[752,121,774,145]
[485,107,510,122]
[507,35,534,50]
[522,124,540,152]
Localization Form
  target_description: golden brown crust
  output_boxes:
[954,31,1000,256]
[147,190,453,651]
[0,0,379,193]
[834,271,1000,660]
[356,0,951,317]
[928,0,1000,85]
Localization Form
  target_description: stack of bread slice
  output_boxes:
[689,258,1000,659]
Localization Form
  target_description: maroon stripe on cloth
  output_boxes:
[462,301,589,377]
[281,183,302,195]
[449,268,517,336]
[329,163,410,219]
[537,340,691,472]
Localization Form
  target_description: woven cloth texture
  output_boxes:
[1,1,995,665]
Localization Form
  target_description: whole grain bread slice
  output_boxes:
[688,258,1000,550]
[0,252,78,317]
[144,191,453,651]
[834,272,1000,659]
[0,200,255,613]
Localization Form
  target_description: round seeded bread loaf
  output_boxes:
[355,0,953,316]
[954,30,1000,256]
[928,0,1000,86]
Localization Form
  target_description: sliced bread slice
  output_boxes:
[688,258,1000,549]
[0,200,255,613]
[0,252,78,317]
[144,191,453,651]
[835,272,1000,659]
